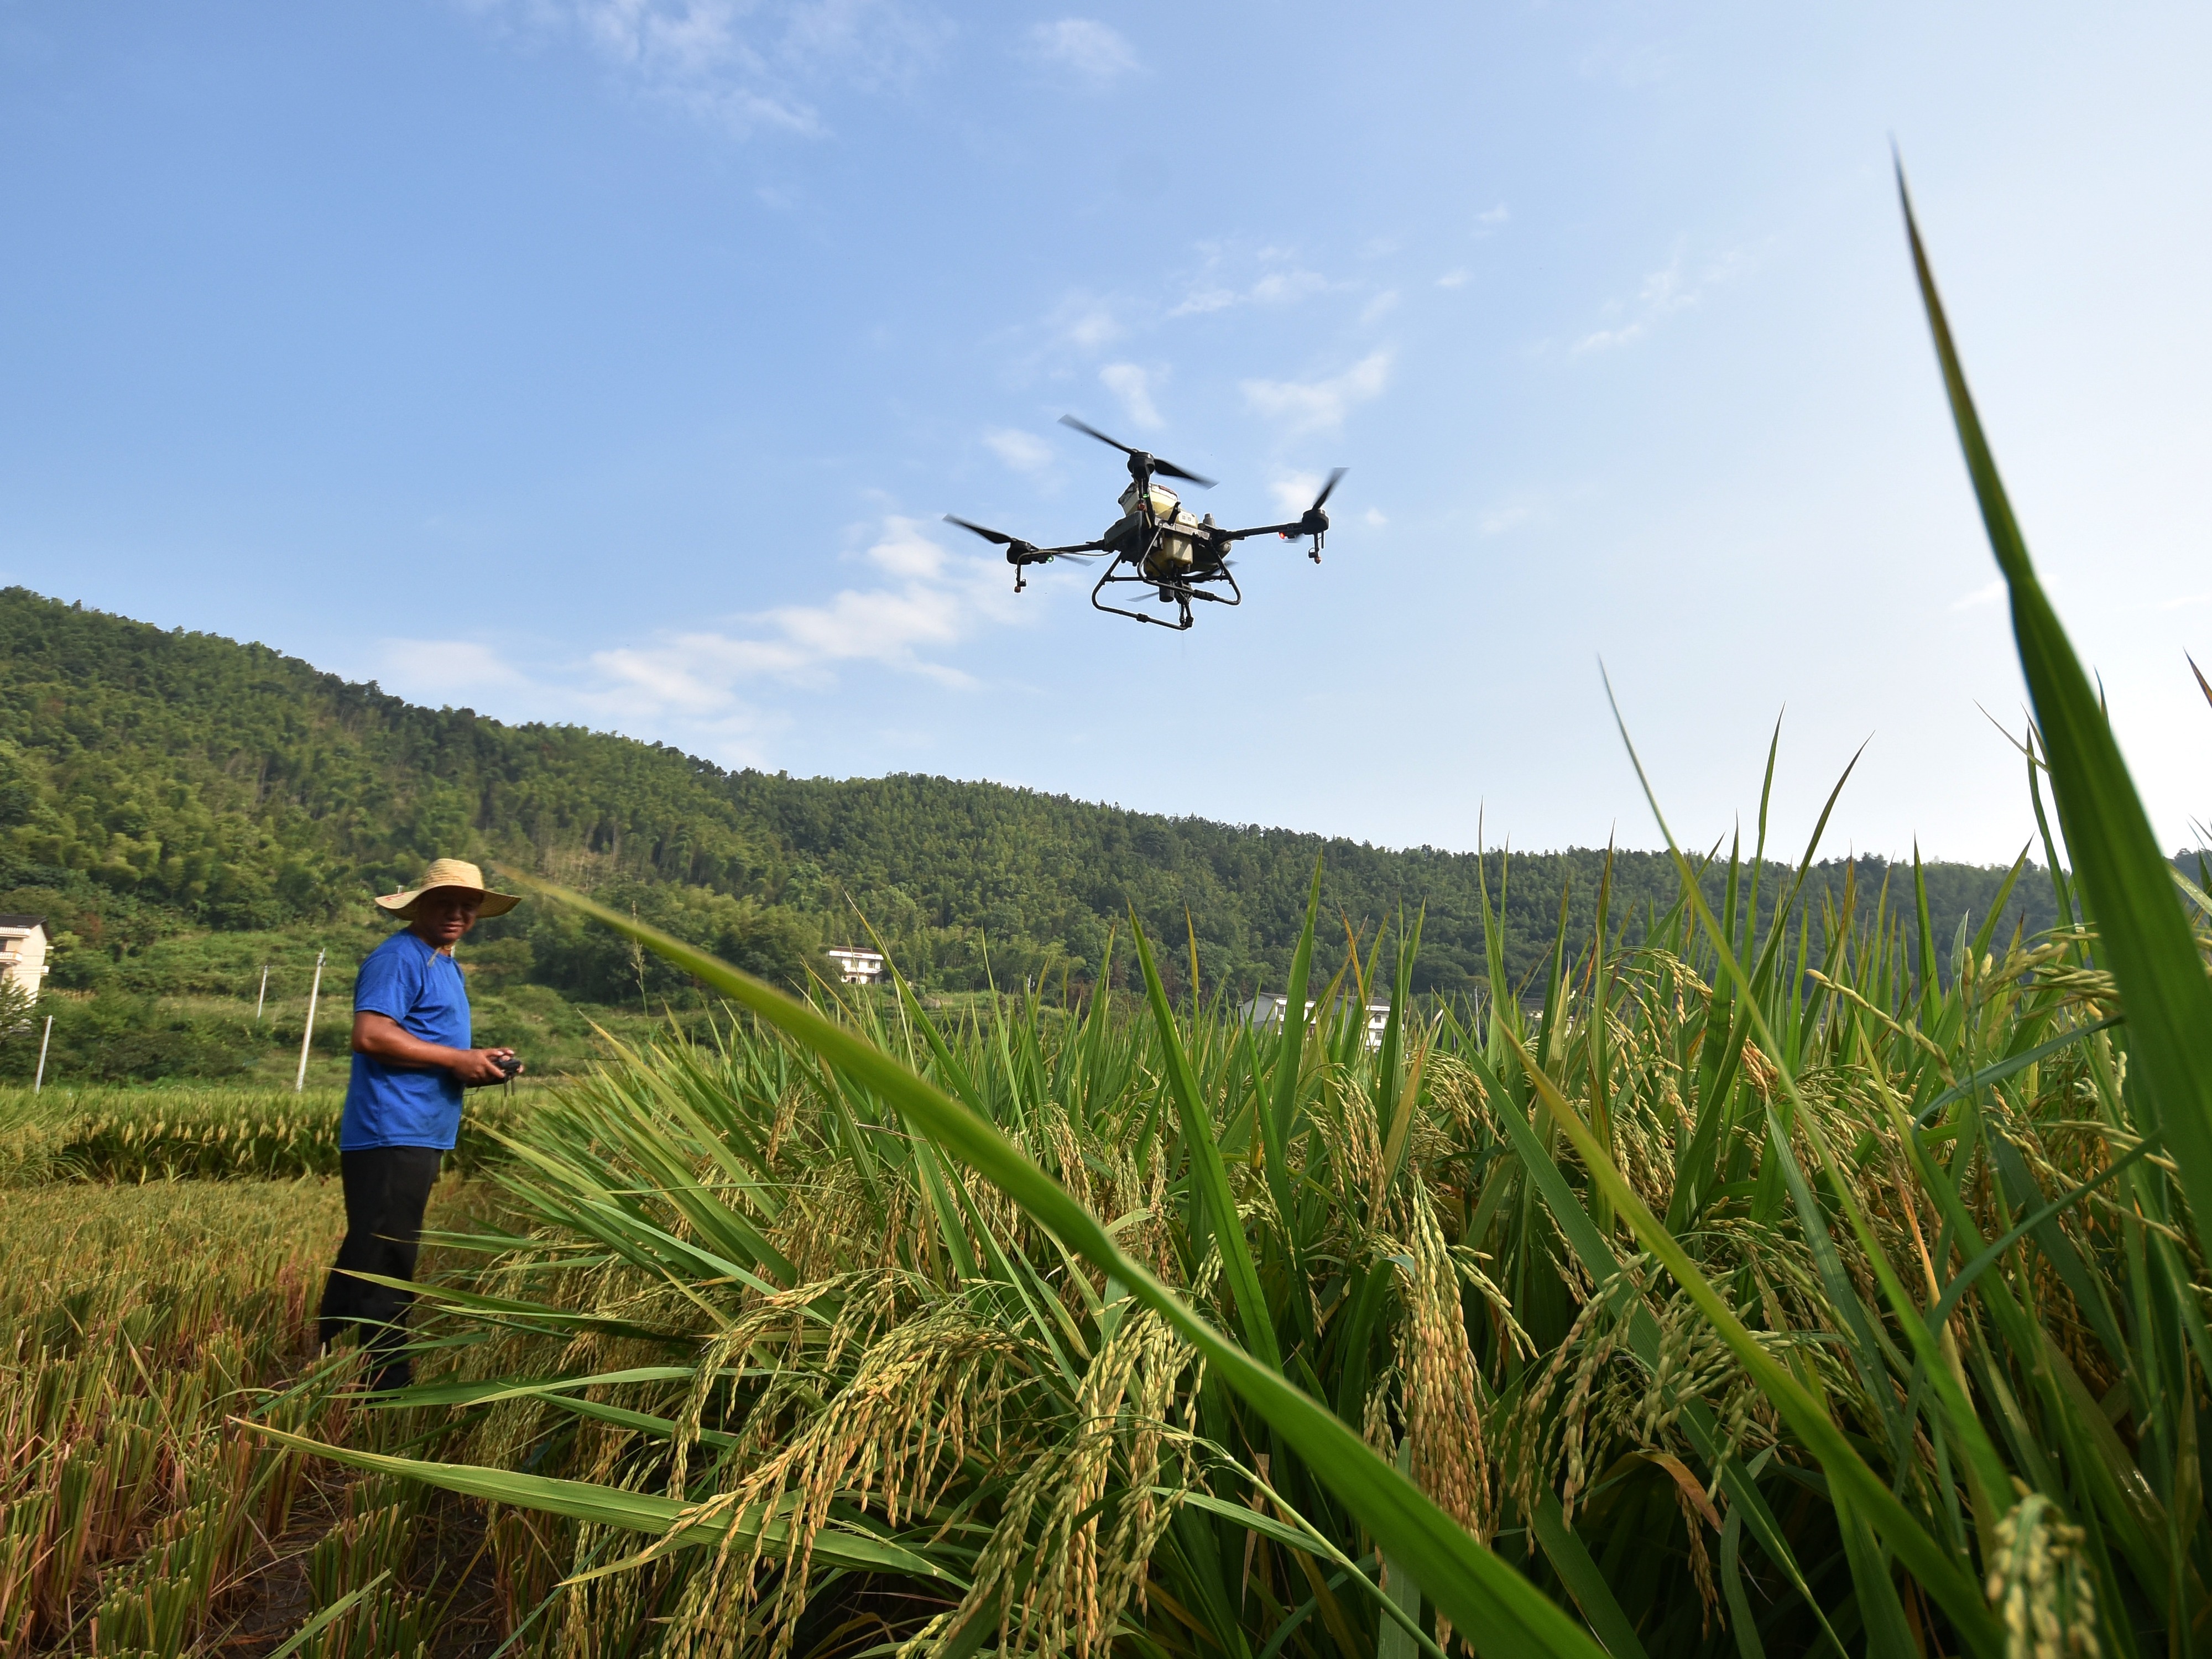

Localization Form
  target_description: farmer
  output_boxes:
[317,858,523,1389]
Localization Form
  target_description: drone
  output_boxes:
[945,415,1346,630]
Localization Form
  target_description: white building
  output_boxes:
[1239,992,1394,1051]
[0,916,50,1003]
[825,946,888,985]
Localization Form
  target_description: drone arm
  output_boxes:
[1215,521,1310,544]
[1216,514,1331,565]
[1000,536,1113,594]
[1214,469,1343,554]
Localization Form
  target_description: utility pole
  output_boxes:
[255,964,269,1021]
[33,1015,51,1092]
[295,950,325,1093]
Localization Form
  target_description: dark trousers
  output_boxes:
[317,1146,443,1387]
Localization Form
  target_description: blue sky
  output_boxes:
[3,2,2207,864]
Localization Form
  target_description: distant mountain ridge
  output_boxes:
[0,585,2066,996]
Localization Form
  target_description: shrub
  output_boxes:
[0,993,254,1083]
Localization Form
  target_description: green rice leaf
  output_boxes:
[247,1423,958,1583]
[1507,1037,2004,1657]
[1533,1491,1650,1659]
[1900,166,2212,1267]
[1132,914,1281,1371]
[496,871,1611,1659]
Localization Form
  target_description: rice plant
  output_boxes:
[284,797,2204,1659]
[0,1181,353,1654]
[0,1084,528,1183]
[262,189,2212,1659]
[0,1177,518,1657]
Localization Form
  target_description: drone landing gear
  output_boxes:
[1089,560,1240,631]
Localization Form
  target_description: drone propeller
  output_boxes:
[946,514,1055,593]
[1279,467,1347,564]
[1058,414,1217,488]
[1291,468,1347,535]
[944,514,1109,556]
[943,514,1026,549]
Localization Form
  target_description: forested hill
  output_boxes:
[1,586,2073,1000]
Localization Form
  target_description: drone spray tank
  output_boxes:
[1110,478,1208,596]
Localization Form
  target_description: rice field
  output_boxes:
[289,808,2200,1659]
[259,206,2212,1659]
[0,1086,534,1185]
[0,1177,509,1656]
[7,185,2209,1659]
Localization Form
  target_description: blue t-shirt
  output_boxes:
[341,930,472,1150]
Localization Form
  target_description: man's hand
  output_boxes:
[353,1013,520,1086]
[452,1047,520,1087]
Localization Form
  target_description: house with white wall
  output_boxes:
[0,916,50,1003]
[1238,992,1394,1051]
[825,947,888,985]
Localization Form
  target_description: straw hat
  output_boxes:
[375,859,521,920]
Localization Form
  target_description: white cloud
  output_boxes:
[368,634,776,764]
[1039,292,1121,350]
[2158,590,2211,612]
[589,636,802,711]
[1067,310,1118,348]
[997,289,1129,384]
[593,518,1022,710]
[1024,18,1138,84]
[1241,351,1391,434]
[984,427,1053,472]
[1950,578,2007,612]
[1572,245,1743,355]
[1169,265,1329,317]
[461,0,948,138]
[1270,471,1324,517]
[1359,290,1400,324]
[1265,472,1365,523]
[1170,287,1238,317]
[378,517,1024,758]
[857,519,948,581]
[1100,362,1163,429]
[1475,203,1510,231]
[1250,270,1327,305]
[373,639,534,701]
[1436,269,1470,289]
